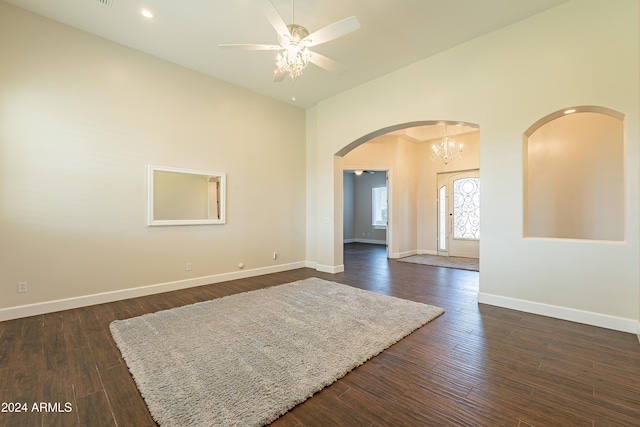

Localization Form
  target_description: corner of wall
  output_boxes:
[305,106,319,265]
[315,264,345,274]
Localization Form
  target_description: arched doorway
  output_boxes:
[336,120,480,268]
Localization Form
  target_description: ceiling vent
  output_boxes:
[95,0,114,6]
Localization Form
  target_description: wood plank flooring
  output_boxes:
[1,243,639,426]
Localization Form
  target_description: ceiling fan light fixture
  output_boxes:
[276,46,309,80]
[219,1,360,84]
[275,24,311,81]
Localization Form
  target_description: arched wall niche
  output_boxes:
[523,106,625,241]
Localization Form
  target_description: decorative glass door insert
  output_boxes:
[436,170,480,259]
[453,177,480,239]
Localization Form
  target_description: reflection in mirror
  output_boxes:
[148,165,226,226]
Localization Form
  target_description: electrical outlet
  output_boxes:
[186,263,192,271]
[273,252,278,260]
[17,282,27,293]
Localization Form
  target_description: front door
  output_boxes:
[437,170,480,258]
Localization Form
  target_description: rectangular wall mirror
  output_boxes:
[148,165,226,226]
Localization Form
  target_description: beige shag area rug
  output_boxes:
[398,254,479,271]
[109,278,444,427]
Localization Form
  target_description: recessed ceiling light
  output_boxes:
[140,9,154,19]
[564,109,577,114]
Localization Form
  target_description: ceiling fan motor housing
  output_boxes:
[280,24,310,46]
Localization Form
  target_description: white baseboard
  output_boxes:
[343,238,356,243]
[0,262,307,322]
[353,238,386,245]
[305,261,345,274]
[478,292,637,334]
[418,249,438,255]
[389,250,417,259]
[388,249,438,259]
[315,264,345,274]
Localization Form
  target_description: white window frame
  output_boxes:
[372,186,388,229]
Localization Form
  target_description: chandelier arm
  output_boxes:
[430,136,463,164]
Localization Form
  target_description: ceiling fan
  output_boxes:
[218,0,360,82]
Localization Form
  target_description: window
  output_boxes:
[372,186,387,228]
[438,185,446,250]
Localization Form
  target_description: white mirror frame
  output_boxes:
[147,165,226,226]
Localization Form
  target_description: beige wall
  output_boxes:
[343,136,418,257]
[525,112,624,241]
[305,107,318,268]
[343,172,355,240]
[307,0,640,331]
[2,0,640,333]
[0,3,306,314]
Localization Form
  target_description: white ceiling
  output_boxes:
[4,0,569,109]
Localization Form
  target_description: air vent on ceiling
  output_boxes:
[95,0,114,6]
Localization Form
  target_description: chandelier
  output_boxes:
[276,24,311,81]
[430,127,463,164]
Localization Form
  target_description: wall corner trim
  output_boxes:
[315,264,345,274]
[417,250,438,255]
[390,250,417,259]
[478,292,637,334]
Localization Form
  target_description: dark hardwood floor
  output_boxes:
[1,243,639,426]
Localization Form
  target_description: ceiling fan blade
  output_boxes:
[261,0,290,37]
[218,44,281,51]
[273,68,287,83]
[308,51,347,74]
[304,16,360,47]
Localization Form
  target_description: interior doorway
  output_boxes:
[343,170,389,257]
[437,169,480,258]
[337,119,479,269]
